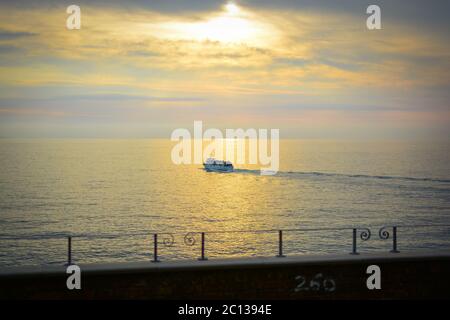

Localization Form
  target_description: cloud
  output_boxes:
[0,45,22,54]
[0,1,448,138]
[53,93,206,102]
[0,30,37,40]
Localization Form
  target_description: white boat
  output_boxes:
[203,158,234,172]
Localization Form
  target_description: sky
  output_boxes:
[0,0,449,139]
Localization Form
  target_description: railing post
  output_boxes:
[198,232,208,261]
[391,226,399,253]
[67,236,72,265]
[350,228,358,255]
[277,230,286,257]
[152,233,160,262]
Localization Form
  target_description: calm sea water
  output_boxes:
[0,139,449,267]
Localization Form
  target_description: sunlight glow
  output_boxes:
[225,2,240,15]
[185,16,260,43]
[154,5,277,47]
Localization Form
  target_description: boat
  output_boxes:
[203,158,234,172]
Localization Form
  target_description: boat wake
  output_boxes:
[232,169,450,184]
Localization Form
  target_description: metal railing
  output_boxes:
[377,224,450,254]
[148,227,374,263]
[2,224,449,266]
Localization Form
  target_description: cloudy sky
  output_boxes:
[0,0,449,138]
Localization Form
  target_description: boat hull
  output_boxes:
[203,164,234,172]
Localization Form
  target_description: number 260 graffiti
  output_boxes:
[294,273,336,293]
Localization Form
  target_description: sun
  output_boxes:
[155,2,277,47]
[225,2,240,15]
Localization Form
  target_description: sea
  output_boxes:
[0,139,449,267]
